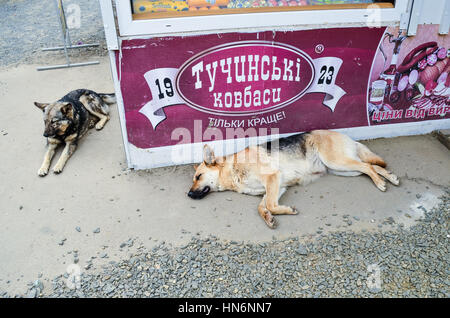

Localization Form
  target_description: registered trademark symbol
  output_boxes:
[315,44,325,54]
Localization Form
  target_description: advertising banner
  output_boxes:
[368,25,450,125]
[117,26,450,168]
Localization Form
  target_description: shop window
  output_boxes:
[131,0,395,19]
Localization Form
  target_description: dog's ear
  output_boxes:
[193,164,199,170]
[34,102,49,111]
[203,145,216,166]
[60,102,74,119]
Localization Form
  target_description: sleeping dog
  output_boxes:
[188,130,400,229]
[34,89,116,176]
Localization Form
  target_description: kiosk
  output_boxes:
[99,0,450,169]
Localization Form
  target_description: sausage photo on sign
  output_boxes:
[368,25,450,124]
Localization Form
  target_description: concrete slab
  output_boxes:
[0,59,449,296]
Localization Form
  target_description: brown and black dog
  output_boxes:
[34,89,115,176]
[188,130,399,229]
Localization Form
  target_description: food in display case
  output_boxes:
[132,0,386,15]
[133,0,189,12]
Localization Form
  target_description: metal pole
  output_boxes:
[37,61,100,71]
[37,0,100,71]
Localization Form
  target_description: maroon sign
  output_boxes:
[117,27,449,154]
[176,42,315,116]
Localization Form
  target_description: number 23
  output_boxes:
[318,66,335,85]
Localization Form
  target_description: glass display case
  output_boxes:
[131,0,395,19]
[115,0,405,36]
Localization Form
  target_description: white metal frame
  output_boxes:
[115,0,410,37]
[407,0,450,36]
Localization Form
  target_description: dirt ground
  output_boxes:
[0,58,449,296]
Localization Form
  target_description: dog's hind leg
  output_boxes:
[53,142,77,174]
[314,134,387,191]
[263,173,298,215]
[322,155,387,192]
[38,141,59,177]
[372,165,400,186]
[80,95,110,130]
[356,142,386,167]
[356,142,399,185]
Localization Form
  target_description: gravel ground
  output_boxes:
[4,189,447,298]
[0,0,107,67]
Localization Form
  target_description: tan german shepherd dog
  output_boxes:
[188,130,399,229]
[34,89,115,176]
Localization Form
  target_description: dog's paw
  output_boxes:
[95,118,109,130]
[266,217,278,229]
[38,167,48,177]
[291,207,299,215]
[388,173,400,186]
[264,212,278,229]
[376,180,387,192]
[53,165,64,174]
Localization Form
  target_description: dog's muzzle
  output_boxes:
[43,131,55,138]
[188,186,210,200]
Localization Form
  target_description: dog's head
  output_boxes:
[34,101,75,138]
[188,145,221,200]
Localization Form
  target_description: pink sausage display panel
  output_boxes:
[368,25,450,125]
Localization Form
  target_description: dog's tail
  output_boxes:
[99,93,116,104]
[356,142,386,168]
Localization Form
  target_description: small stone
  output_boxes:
[296,245,308,256]
[93,228,101,234]
[75,226,81,232]
[34,280,44,291]
[26,289,37,298]
[104,284,116,294]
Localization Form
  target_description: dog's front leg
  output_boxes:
[258,195,277,229]
[38,141,59,177]
[53,141,77,174]
[263,173,298,216]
